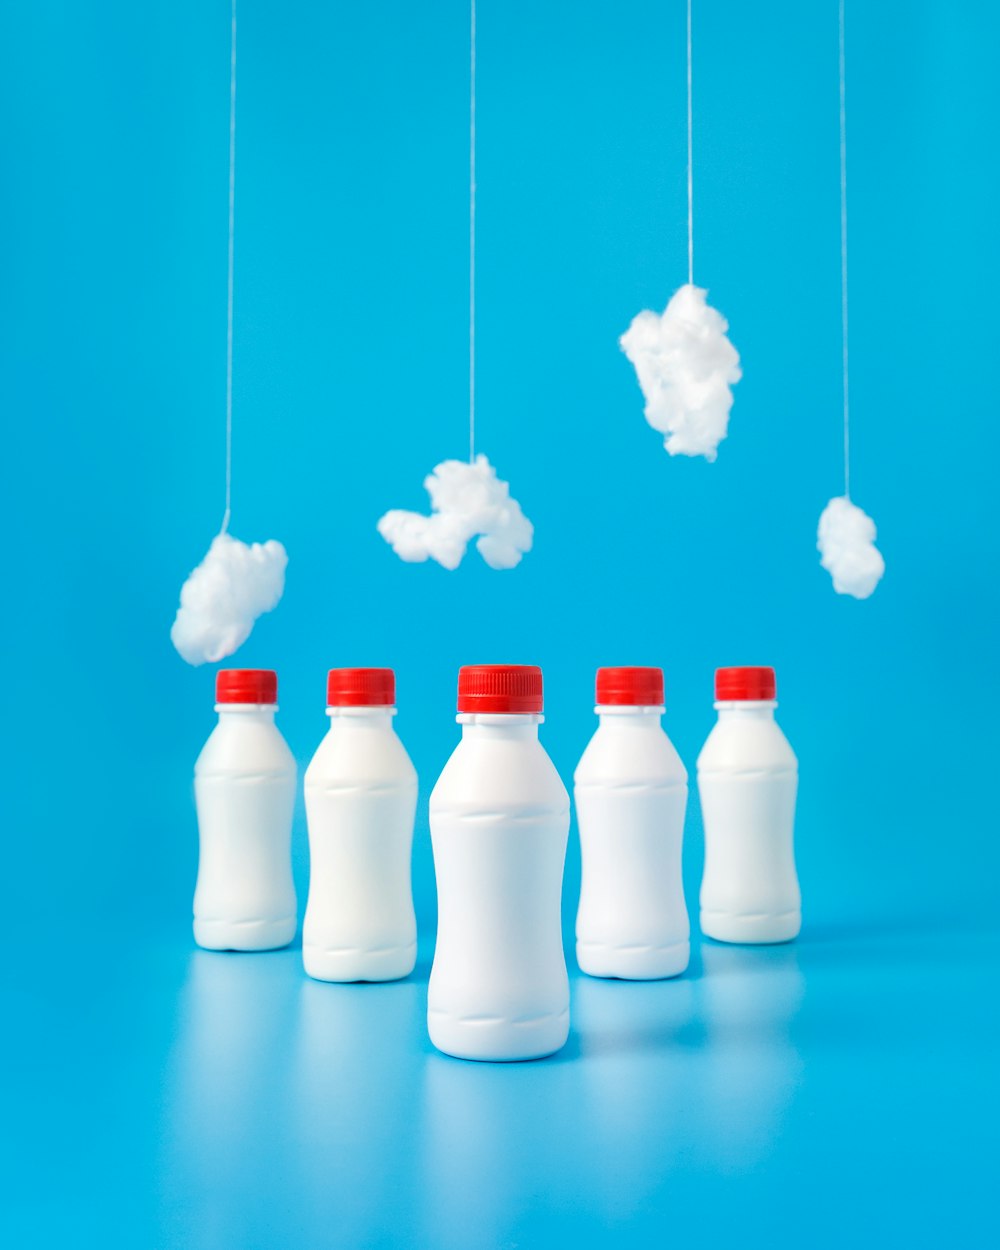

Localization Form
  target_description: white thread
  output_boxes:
[221,0,236,535]
[686,0,693,286]
[839,0,850,500]
[469,0,476,463]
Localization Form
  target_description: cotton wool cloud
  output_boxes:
[620,283,741,461]
[817,496,884,599]
[171,532,288,665]
[378,454,533,570]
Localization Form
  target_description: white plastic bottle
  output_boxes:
[574,666,690,979]
[697,666,801,944]
[193,669,297,951]
[303,667,418,982]
[428,665,570,1062]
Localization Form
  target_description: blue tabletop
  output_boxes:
[6,912,997,1249]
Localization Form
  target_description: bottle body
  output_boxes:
[193,705,297,951]
[303,708,418,982]
[697,702,800,944]
[428,715,570,1062]
[574,708,690,979]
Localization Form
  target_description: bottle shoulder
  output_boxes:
[574,721,688,788]
[195,718,296,777]
[696,716,797,773]
[430,734,569,813]
[304,724,417,787]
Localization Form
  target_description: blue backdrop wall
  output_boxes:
[1,3,997,1245]
[3,0,994,943]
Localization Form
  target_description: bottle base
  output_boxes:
[700,909,801,945]
[427,1006,570,1062]
[576,938,690,981]
[193,915,297,952]
[303,941,417,983]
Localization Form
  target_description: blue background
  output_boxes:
[2,1,997,1246]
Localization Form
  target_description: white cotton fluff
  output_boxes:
[620,283,742,461]
[817,496,885,599]
[171,532,288,665]
[378,454,533,570]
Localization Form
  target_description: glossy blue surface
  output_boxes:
[1,1,997,1245]
[8,926,998,1247]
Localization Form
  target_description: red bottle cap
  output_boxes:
[715,666,777,701]
[595,666,664,707]
[457,665,544,715]
[216,669,278,704]
[327,667,396,707]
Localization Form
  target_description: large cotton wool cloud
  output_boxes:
[817,496,884,599]
[621,283,742,461]
[378,454,533,570]
[171,532,288,665]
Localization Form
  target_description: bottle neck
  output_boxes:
[458,712,542,741]
[215,703,278,722]
[595,705,664,727]
[714,700,777,721]
[326,706,397,727]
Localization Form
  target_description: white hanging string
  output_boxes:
[686,0,694,286]
[469,0,477,463]
[221,0,237,534]
[839,0,850,500]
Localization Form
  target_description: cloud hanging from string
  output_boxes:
[817,496,884,599]
[171,533,288,665]
[620,283,741,461]
[378,455,533,571]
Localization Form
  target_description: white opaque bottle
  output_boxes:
[574,666,690,979]
[193,669,297,951]
[697,666,801,944]
[303,667,418,982]
[428,665,570,1062]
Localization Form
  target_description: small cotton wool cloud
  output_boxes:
[378,454,533,570]
[620,283,741,461]
[171,532,288,665]
[817,496,884,599]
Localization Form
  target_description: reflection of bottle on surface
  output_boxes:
[697,941,804,1168]
[193,669,297,951]
[161,949,302,1243]
[697,666,801,945]
[575,666,689,980]
[421,1051,574,1248]
[303,668,418,982]
[428,665,570,1062]
[574,973,696,1217]
[291,974,425,1243]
